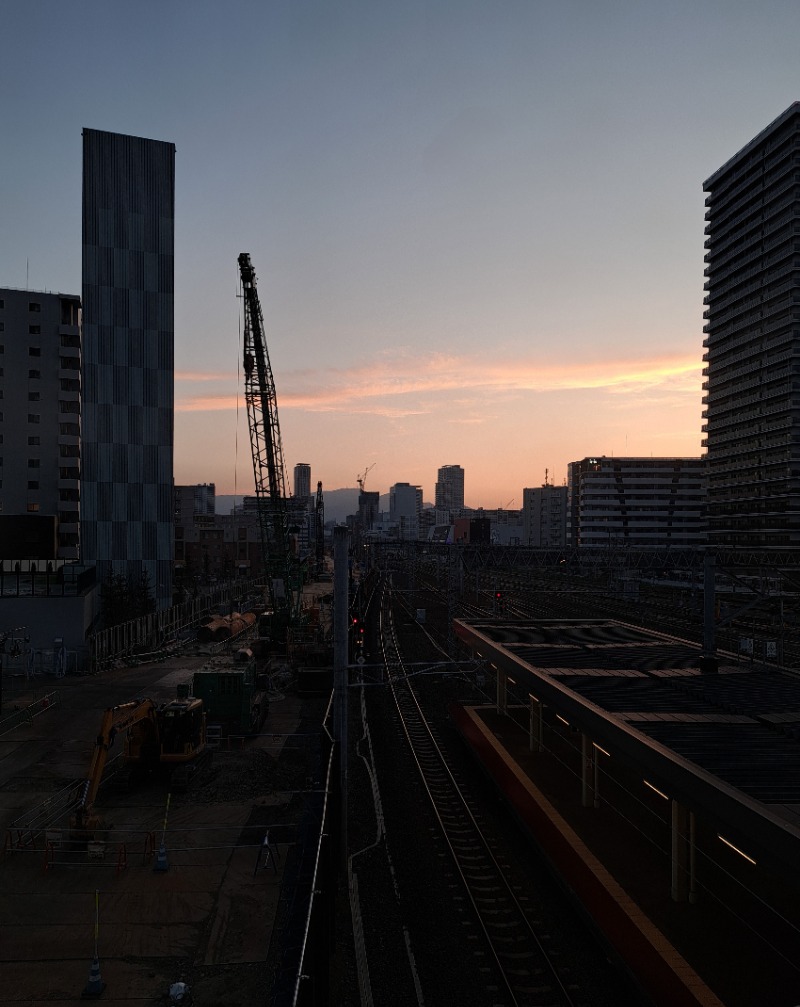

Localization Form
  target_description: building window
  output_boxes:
[28,436,40,446]
[0,299,4,309]
[29,302,41,312]
[28,391,40,402]
[28,459,40,468]
[27,503,39,512]
[28,481,39,490]
[29,346,41,357]
[28,369,40,379]
[29,325,41,335]
[28,414,40,424]
[0,323,4,332]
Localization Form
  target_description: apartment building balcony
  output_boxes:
[58,339,80,359]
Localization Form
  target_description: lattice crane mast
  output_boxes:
[238,252,295,629]
[315,480,325,578]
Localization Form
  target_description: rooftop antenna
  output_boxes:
[26,257,29,289]
[544,467,549,487]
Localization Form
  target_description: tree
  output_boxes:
[99,570,156,629]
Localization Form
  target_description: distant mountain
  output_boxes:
[215,488,385,523]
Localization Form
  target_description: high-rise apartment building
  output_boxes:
[81,128,176,608]
[293,462,311,500]
[0,288,82,560]
[389,482,423,540]
[435,464,465,513]
[703,103,800,548]
[522,484,568,548]
[567,457,705,549]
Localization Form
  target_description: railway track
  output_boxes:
[377,580,611,1007]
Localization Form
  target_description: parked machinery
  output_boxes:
[73,696,207,830]
[192,656,268,738]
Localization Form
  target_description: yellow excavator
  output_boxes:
[73,696,207,831]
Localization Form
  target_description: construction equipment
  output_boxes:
[315,480,325,578]
[73,696,207,830]
[239,252,301,647]
[356,463,375,492]
[192,656,269,738]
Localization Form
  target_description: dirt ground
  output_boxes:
[0,651,315,1006]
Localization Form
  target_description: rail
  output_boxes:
[380,584,579,1007]
[0,690,61,737]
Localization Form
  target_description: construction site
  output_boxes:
[0,253,338,1006]
[0,638,334,1006]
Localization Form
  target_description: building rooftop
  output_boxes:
[454,617,800,880]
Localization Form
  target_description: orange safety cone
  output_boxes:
[81,955,106,998]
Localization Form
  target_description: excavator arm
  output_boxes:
[76,699,157,824]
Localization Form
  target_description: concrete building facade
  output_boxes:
[703,103,800,548]
[174,483,215,528]
[522,484,568,548]
[389,482,423,540]
[435,464,465,518]
[0,288,82,561]
[293,462,311,500]
[81,128,176,608]
[567,457,705,549]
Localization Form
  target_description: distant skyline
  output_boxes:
[4,2,800,507]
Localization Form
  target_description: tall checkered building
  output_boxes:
[81,129,175,608]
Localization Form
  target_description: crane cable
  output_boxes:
[234,269,241,504]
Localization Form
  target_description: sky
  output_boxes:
[3,1,800,508]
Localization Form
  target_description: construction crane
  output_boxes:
[238,252,298,641]
[357,462,376,493]
[315,480,325,578]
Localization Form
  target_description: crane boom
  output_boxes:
[238,253,294,623]
[315,480,325,577]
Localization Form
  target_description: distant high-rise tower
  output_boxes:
[703,103,800,548]
[294,462,311,500]
[390,482,423,540]
[435,464,464,516]
[81,128,176,608]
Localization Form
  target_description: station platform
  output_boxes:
[451,702,799,1007]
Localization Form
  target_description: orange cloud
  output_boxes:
[175,349,700,414]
